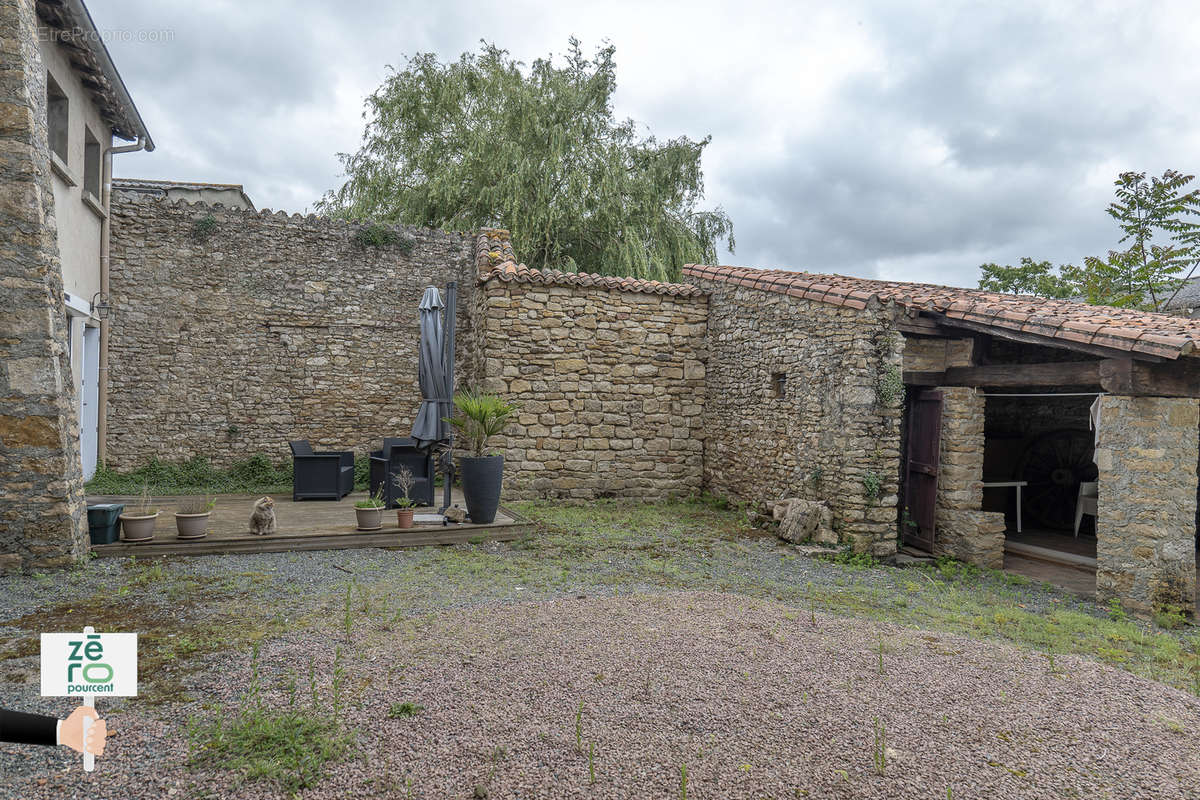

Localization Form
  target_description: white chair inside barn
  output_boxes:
[1073,481,1098,537]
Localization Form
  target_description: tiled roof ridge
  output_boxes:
[475,229,705,298]
[683,263,1200,360]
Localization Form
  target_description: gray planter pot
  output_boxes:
[355,506,385,531]
[459,455,504,524]
[119,512,158,542]
[174,511,210,540]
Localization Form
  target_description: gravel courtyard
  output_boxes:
[1,501,1197,799]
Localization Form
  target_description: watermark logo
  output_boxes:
[39,26,175,45]
[41,631,137,698]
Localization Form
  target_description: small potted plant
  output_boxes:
[119,485,159,542]
[174,495,214,540]
[354,488,386,531]
[446,390,519,525]
[392,467,418,529]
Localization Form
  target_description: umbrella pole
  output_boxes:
[441,281,457,514]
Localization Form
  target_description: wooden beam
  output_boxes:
[904,361,1102,388]
[1099,358,1200,397]
[897,316,943,336]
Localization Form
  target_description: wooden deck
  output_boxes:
[87,490,528,558]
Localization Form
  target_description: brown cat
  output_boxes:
[249,496,276,535]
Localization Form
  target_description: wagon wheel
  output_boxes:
[1015,428,1098,531]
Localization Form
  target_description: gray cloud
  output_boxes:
[91,0,1200,287]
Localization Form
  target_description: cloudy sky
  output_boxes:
[93,0,1200,288]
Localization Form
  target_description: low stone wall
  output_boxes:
[473,271,708,499]
[934,387,1006,569]
[106,195,476,466]
[690,280,904,556]
[0,0,87,571]
[1095,395,1198,614]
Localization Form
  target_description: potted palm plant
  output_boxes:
[446,390,519,525]
[392,467,417,529]
[174,495,214,540]
[119,485,159,542]
[354,488,386,531]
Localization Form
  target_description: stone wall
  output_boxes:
[933,387,1006,569]
[106,194,476,466]
[0,0,88,570]
[691,280,904,555]
[472,272,708,499]
[1095,395,1198,614]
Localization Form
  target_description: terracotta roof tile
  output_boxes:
[683,263,1200,360]
[475,230,705,298]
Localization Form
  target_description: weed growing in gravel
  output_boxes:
[187,642,352,793]
[873,717,887,776]
[679,763,688,799]
[388,701,423,718]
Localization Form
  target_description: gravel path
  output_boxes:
[5,591,1199,799]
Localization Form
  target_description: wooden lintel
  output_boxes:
[903,361,1101,389]
[897,316,943,336]
[1099,358,1200,398]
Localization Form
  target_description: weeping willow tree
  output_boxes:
[318,39,733,281]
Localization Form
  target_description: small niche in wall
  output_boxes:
[771,372,787,398]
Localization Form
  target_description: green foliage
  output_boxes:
[817,547,880,569]
[862,471,882,501]
[1079,170,1200,310]
[387,701,423,718]
[872,718,887,775]
[318,38,733,282]
[191,213,218,242]
[353,456,370,490]
[875,364,904,406]
[447,390,519,458]
[978,257,1076,298]
[87,455,291,496]
[352,222,414,253]
[977,170,1200,310]
[187,644,351,793]
[354,488,386,509]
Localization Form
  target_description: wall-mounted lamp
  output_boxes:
[90,292,112,321]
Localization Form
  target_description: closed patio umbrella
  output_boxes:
[411,286,452,450]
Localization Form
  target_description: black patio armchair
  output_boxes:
[289,440,354,501]
[369,437,435,508]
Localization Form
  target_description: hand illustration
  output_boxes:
[60,706,107,756]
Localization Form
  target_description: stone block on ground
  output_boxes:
[776,498,836,545]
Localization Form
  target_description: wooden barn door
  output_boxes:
[903,389,943,552]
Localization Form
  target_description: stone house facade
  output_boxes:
[0,0,150,570]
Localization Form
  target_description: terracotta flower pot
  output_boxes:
[174,511,210,540]
[396,508,415,529]
[119,512,158,542]
[355,506,385,531]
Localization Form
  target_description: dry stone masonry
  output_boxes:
[1095,395,1198,614]
[471,249,708,500]
[932,387,1006,569]
[690,279,905,556]
[106,194,478,465]
[0,0,89,571]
